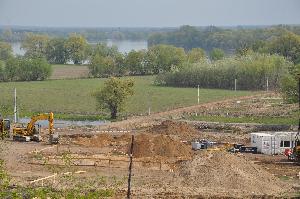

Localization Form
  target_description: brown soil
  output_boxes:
[73,134,114,147]
[178,151,289,196]
[3,94,299,198]
[50,66,89,80]
[72,132,193,159]
[146,120,198,139]
[132,134,193,158]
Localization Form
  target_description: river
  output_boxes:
[11,39,148,56]
[18,118,109,128]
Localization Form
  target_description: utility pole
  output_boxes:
[266,77,269,92]
[14,88,17,123]
[234,79,237,91]
[197,85,200,104]
[148,92,151,116]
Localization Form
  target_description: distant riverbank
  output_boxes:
[11,39,148,56]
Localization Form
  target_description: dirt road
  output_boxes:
[99,93,265,130]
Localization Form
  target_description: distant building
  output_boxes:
[251,132,297,155]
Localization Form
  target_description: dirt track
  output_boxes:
[99,93,265,131]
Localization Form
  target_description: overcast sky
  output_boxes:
[0,0,299,27]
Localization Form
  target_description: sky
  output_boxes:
[0,0,300,27]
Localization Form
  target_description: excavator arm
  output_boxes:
[26,112,54,135]
[13,112,58,143]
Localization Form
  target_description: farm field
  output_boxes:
[0,76,253,119]
[50,64,89,80]
[185,94,299,125]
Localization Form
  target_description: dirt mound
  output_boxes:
[132,134,193,158]
[73,132,193,159]
[179,151,289,196]
[147,120,198,139]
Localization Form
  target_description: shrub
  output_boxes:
[156,53,292,90]
[1,57,52,82]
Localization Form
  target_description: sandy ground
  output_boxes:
[2,121,300,198]
[1,94,300,198]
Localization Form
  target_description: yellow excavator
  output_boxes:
[0,115,10,139]
[13,112,59,144]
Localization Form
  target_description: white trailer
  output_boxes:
[251,132,297,155]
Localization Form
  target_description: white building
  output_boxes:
[251,132,297,155]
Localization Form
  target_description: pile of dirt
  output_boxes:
[132,134,193,158]
[72,132,193,159]
[146,120,198,140]
[178,151,289,196]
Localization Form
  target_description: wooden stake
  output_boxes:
[127,135,134,199]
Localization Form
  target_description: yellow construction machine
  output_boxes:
[13,112,59,144]
[0,115,10,139]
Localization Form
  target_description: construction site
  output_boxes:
[1,93,300,198]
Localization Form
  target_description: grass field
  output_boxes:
[0,76,253,120]
[185,95,299,125]
[188,115,299,125]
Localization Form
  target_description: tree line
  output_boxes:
[0,26,169,43]
[0,29,299,102]
[156,53,292,90]
[148,25,300,57]
[0,40,51,82]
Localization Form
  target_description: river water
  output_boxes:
[18,118,109,128]
[11,40,148,56]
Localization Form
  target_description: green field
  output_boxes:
[188,115,299,125]
[0,76,253,120]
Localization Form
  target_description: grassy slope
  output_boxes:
[188,115,298,125]
[0,76,252,119]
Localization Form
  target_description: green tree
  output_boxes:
[94,77,134,119]
[45,38,68,64]
[65,33,88,64]
[0,60,5,81]
[91,43,119,57]
[210,48,225,61]
[2,28,13,42]
[268,31,300,64]
[18,58,52,81]
[187,48,206,63]
[4,57,20,81]
[0,42,13,61]
[280,64,299,103]
[146,44,186,74]
[235,47,253,57]
[89,54,116,77]
[21,33,49,58]
[3,57,51,81]
[89,43,125,77]
[125,50,147,75]
[157,53,290,90]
